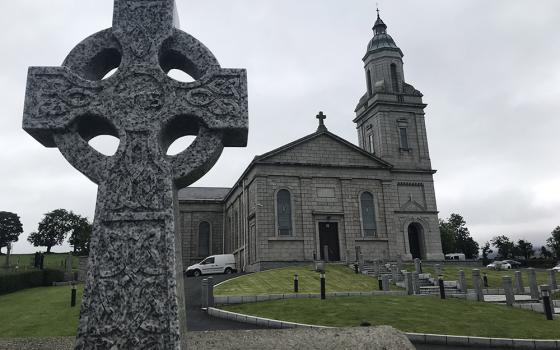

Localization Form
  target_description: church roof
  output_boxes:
[177,187,230,201]
[365,10,403,58]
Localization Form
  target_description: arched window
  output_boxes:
[360,192,377,236]
[198,221,210,257]
[390,63,399,92]
[276,189,292,236]
[366,69,373,96]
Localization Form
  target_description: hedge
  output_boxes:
[0,269,65,295]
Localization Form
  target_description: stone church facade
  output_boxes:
[178,13,445,271]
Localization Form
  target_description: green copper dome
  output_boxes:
[366,11,403,56]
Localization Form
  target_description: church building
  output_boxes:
[178,12,445,271]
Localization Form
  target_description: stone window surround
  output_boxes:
[358,190,380,238]
[397,118,411,152]
[197,220,212,258]
[274,187,296,238]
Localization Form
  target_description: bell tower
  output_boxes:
[354,10,432,170]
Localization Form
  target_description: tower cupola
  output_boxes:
[366,10,403,56]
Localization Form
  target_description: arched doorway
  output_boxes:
[408,223,423,259]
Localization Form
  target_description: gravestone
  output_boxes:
[514,270,524,294]
[412,272,420,295]
[404,271,413,295]
[527,268,539,299]
[472,269,484,302]
[390,264,398,283]
[381,275,390,291]
[414,258,422,274]
[458,270,466,293]
[548,269,557,290]
[22,1,248,348]
[502,276,514,306]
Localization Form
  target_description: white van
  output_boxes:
[185,254,237,277]
[445,253,466,261]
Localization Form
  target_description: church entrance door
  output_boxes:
[319,222,340,261]
[408,223,423,259]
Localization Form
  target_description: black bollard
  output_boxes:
[354,263,359,274]
[542,288,554,320]
[483,273,489,288]
[438,276,446,299]
[320,272,326,300]
[294,273,299,293]
[71,284,77,307]
[378,277,383,290]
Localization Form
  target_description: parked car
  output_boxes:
[552,263,560,272]
[185,254,237,277]
[445,253,466,261]
[501,259,522,268]
[486,261,512,270]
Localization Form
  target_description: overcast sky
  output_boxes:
[1,0,559,254]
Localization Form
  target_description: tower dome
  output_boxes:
[366,10,403,57]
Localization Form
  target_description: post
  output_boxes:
[207,277,214,308]
[503,276,514,307]
[527,268,539,299]
[405,272,413,295]
[294,273,299,293]
[70,284,77,307]
[353,263,359,274]
[414,258,422,274]
[382,275,390,291]
[320,272,326,300]
[323,245,329,262]
[201,278,208,309]
[438,276,446,299]
[548,269,557,290]
[391,264,398,283]
[458,270,466,293]
[378,277,383,291]
[514,271,524,294]
[472,269,484,302]
[412,272,420,295]
[483,273,489,288]
[540,285,554,320]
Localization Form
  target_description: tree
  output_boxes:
[27,209,80,253]
[546,226,560,259]
[0,211,24,256]
[541,246,553,259]
[481,241,493,265]
[439,213,479,259]
[491,235,515,259]
[515,239,534,260]
[68,216,92,256]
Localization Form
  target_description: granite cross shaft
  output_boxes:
[22,1,248,349]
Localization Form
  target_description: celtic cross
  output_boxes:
[22,1,248,349]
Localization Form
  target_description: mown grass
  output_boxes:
[214,264,386,296]
[0,285,83,337]
[0,253,81,275]
[223,295,560,339]
[407,264,552,289]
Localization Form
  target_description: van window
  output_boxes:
[201,257,215,265]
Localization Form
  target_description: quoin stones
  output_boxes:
[22,0,248,349]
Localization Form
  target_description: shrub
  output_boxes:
[0,268,65,295]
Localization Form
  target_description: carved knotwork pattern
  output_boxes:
[184,77,243,116]
[35,74,102,117]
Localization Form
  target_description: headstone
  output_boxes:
[548,269,557,290]
[514,270,524,294]
[391,264,398,283]
[405,271,413,295]
[412,272,420,295]
[355,246,361,262]
[22,1,248,348]
[434,264,442,276]
[381,275,390,291]
[458,270,466,293]
[527,268,539,299]
[472,269,484,302]
[414,258,422,274]
[502,276,514,306]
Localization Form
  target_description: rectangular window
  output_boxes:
[399,127,409,149]
[368,133,374,154]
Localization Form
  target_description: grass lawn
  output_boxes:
[223,295,560,339]
[0,285,83,337]
[215,264,387,296]
[407,264,552,289]
[0,253,81,275]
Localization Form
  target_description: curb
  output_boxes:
[207,307,560,349]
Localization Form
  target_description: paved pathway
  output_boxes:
[184,273,265,331]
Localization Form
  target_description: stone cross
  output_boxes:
[316,111,327,131]
[22,1,248,349]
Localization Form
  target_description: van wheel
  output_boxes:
[193,269,201,277]
[224,267,232,274]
